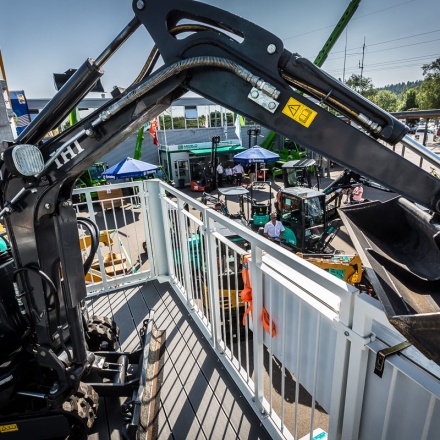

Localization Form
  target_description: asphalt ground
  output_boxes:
[179,163,398,255]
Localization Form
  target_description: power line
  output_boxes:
[329,29,440,55]
[282,0,417,41]
[324,37,440,62]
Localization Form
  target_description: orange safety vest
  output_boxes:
[240,255,276,337]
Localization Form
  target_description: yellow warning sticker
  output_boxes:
[0,424,19,433]
[282,97,317,128]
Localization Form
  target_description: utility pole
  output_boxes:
[359,37,366,82]
[342,29,348,82]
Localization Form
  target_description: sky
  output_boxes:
[1,0,439,99]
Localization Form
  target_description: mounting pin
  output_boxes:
[267,44,277,54]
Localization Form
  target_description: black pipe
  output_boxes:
[16,58,104,146]
[17,17,141,146]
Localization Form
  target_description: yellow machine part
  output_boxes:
[79,230,114,250]
[298,253,363,285]
[80,230,127,280]
[202,285,245,312]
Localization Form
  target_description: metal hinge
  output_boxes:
[374,341,411,378]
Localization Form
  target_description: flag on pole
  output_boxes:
[235,114,242,145]
[10,90,31,136]
[149,117,160,146]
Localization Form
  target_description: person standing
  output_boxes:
[216,162,224,187]
[233,162,244,186]
[263,212,285,241]
[225,165,233,184]
[248,163,256,183]
[351,184,363,204]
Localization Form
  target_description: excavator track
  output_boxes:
[86,315,120,351]
[0,383,99,440]
[62,382,100,435]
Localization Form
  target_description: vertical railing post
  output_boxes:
[340,294,380,440]
[177,198,193,306]
[328,283,357,439]
[153,182,174,279]
[204,212,223,350]
[140,180,156,276]
[250,244,265,412]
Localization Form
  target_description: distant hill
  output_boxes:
[375,80,423,96]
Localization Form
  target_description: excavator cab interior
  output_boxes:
[281,158,319,189]
[277,188,329,253]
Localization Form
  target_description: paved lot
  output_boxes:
[180,136,440,254]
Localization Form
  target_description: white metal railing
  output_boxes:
[73,181,153,295]
[153,180,440,440]
[79,179,440,440]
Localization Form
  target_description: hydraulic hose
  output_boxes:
[77,217,100,275]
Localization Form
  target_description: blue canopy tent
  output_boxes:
[233,146,280,181]
[233,145,280,164]
[102,157,158,180]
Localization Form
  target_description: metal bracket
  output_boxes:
[337,321,375,348]
[248,87,279,113]
[374,341,411,378]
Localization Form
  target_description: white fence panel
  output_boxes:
[154,180,440,440]
[73,181,153,295]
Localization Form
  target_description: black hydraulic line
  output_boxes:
[13,264,75,363]
[16,58,104,146]
[279,51,408,144]
[77,217,100,275]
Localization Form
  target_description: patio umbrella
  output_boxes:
[233,145,280,164]
[233,146,280,181]
[102,157,158,180]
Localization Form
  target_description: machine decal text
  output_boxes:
[50,140,85,169]
[0,424,19,433]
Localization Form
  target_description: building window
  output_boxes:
[197,105,210,128]
[185,106,198,128]
[158,103,250,130]
[160,109,172,130]
[210,106,222,127]
[171,106,185,129]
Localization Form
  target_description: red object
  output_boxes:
[190,181,208,192]
[149,117,160,146]
[241,255,277,336]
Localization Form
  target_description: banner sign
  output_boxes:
[10,90,31,135]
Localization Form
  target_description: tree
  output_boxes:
[369,90,398,112]
[400,88,418,111]
[418,58,440,109]
[345,74,375,98]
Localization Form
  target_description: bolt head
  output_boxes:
[267,44,277,54]
[136,0,145,9]
[268,102,276,110]
[251,90,259,99]
[44,203,51,209]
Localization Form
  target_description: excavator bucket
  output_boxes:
[339,197,440,365]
